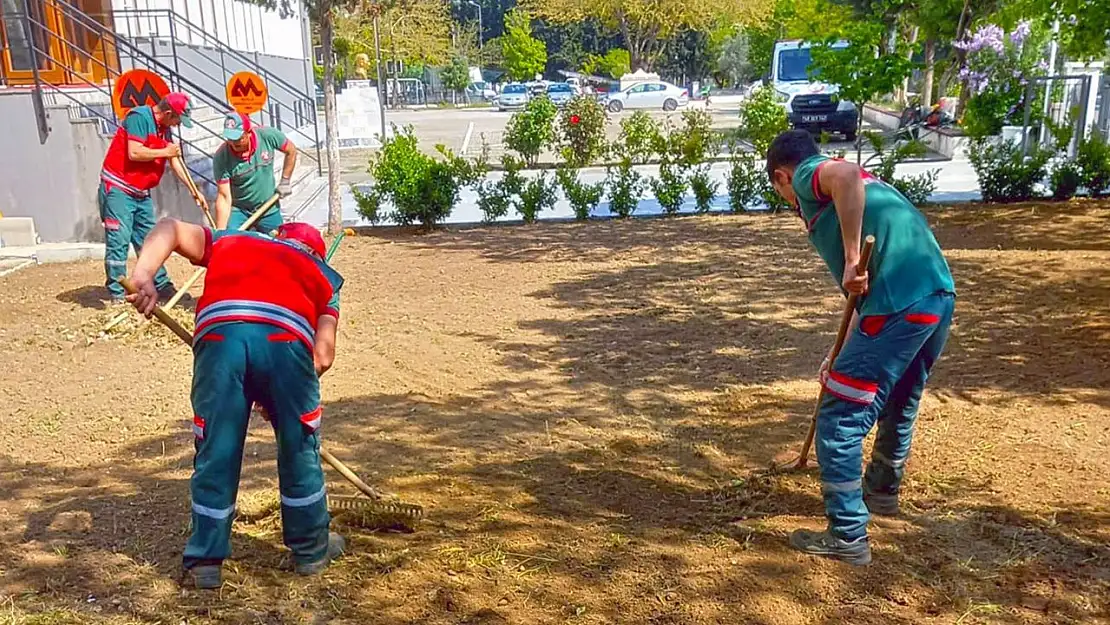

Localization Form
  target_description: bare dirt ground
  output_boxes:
[1,201,1109,625]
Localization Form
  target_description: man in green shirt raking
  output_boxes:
[765,130,957,566]
[212,113,297,233]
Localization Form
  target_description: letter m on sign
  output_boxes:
[120,80,162,110]
[231,79,264,98]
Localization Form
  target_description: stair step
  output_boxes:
[0,217,39,247]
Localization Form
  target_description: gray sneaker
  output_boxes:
[188,564,223,589]
[294,532,346,576]
[864,490,900,517]
[789,529,872,566]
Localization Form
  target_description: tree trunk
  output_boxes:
[391,37,402,109]
[922,38,936,107]
[954,0,973,117]
[900,26,919,106]
[320,0,342,236]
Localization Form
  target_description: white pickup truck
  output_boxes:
[770,39,859,142]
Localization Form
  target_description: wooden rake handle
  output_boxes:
[319,448,391,500]
[173,156,215,229]
[794,235,876,468]
[117,277,195,345]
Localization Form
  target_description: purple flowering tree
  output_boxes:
[955,20,1049,138]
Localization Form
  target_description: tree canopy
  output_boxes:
[501,9,548,80]
[520,0,773,70]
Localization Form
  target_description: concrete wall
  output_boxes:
[0,92,208,244]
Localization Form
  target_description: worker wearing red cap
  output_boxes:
[212,112,297,233]
[99,92,209,304]
[125,218,344,589]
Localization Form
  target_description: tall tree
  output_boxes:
[501,9,548,80]
[810,20,916,162]
[744,0,852,80]
[521,0,772,70]
[247,0,354,234]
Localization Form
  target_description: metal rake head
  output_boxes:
[327,495,424,519]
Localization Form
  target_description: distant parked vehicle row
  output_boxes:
[495,78,689,113]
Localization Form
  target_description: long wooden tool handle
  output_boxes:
[174,156,215,229]
[118,277,195,344]
[795,235,876,466]
[320,448,390,500]
[241,193,281,232]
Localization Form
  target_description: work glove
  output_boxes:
[278,177,292,198]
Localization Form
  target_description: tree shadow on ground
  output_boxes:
[379,206,1110,409]
[55,284,112,310]
[4,383,1109,624]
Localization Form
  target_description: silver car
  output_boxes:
[498,83,530,111]
[545,82,576,107]
[606,81,689,113]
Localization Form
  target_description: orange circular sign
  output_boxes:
[227,71,268,115]
[112,69,170,120]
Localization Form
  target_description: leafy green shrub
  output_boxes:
[689,166,719,213]
[476,155,525,222]
[662,109,718,166]
[556,166,605,220]
[606,158,646,218]
[651,161,688,215]
[557,95,609,167]
[892,171,940,205]
[354,124,482,228]
[1050,160,1082,200]
[505,96,557,167]
[863,132,939,205]
[1077,131,1110,196]
[519,171,558,223]
[737,85,790,154]
[968,138,1050,203]
[726,151,767,213]
[618,111,662,164]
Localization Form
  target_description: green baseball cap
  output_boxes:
[222,112,252,140]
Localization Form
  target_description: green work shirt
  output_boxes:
[212,127,289,213]
[792,154,956,317]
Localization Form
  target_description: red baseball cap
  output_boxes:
[164,92,193,128]
[275,222,326,259]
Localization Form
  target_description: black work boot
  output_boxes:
[789,529,872,566]
[188,564,223,589]
[295,532,346,576]
[864,489,900,517]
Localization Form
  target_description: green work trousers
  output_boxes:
[183,321,330,570]
[98,182,173,299]
[227,202,284,235]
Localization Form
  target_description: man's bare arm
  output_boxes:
[314,315,338,377]
[818,160,866,267]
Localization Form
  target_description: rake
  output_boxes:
[117,234,424,525]
[773,235,875,471]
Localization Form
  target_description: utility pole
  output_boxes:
[467,0,482,56]
[372,6,387,139]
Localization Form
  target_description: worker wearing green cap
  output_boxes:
[211,113,297,233]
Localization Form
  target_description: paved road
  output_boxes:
[340,103,862,181]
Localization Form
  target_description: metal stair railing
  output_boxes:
[97,7,322,174]
[31,0,318,195]
[16,3,222,191]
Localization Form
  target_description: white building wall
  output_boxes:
[110,0,306,60]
